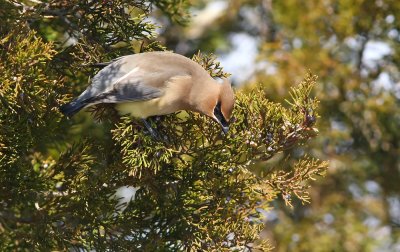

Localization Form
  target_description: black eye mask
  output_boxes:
[214,102,229,128]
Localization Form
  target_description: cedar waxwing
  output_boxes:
[60,51,235,134]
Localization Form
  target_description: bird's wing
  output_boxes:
[77,56,165,104]
[94,79,163,103]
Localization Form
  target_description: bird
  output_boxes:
[60,51,235,136]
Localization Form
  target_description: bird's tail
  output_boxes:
[59,100,86,117]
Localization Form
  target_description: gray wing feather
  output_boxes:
[99,81,163,103]
[76,55,163,104]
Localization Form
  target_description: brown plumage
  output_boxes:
[60,51,235,133]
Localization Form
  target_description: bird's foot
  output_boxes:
[141,118,162,141]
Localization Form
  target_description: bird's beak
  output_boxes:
[215,117,230,135]
[222,126,229,134]
[213,102,230,135]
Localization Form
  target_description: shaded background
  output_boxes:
[151,0,400,251]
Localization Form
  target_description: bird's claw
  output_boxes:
[141,118,162,141]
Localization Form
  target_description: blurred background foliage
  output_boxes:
[156,0,399,251]
[0,0,329,251]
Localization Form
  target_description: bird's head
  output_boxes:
[213,78,235,134]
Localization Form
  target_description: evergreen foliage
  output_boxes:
[175,0,400,250]
[0,0,326,250]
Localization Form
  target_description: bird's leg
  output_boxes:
[141,118,161,141]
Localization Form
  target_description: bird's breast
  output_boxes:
[114,94,186,118]
[115,99,167,118]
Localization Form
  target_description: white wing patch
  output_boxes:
[113,67,140,86]
[103,67,140,93]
